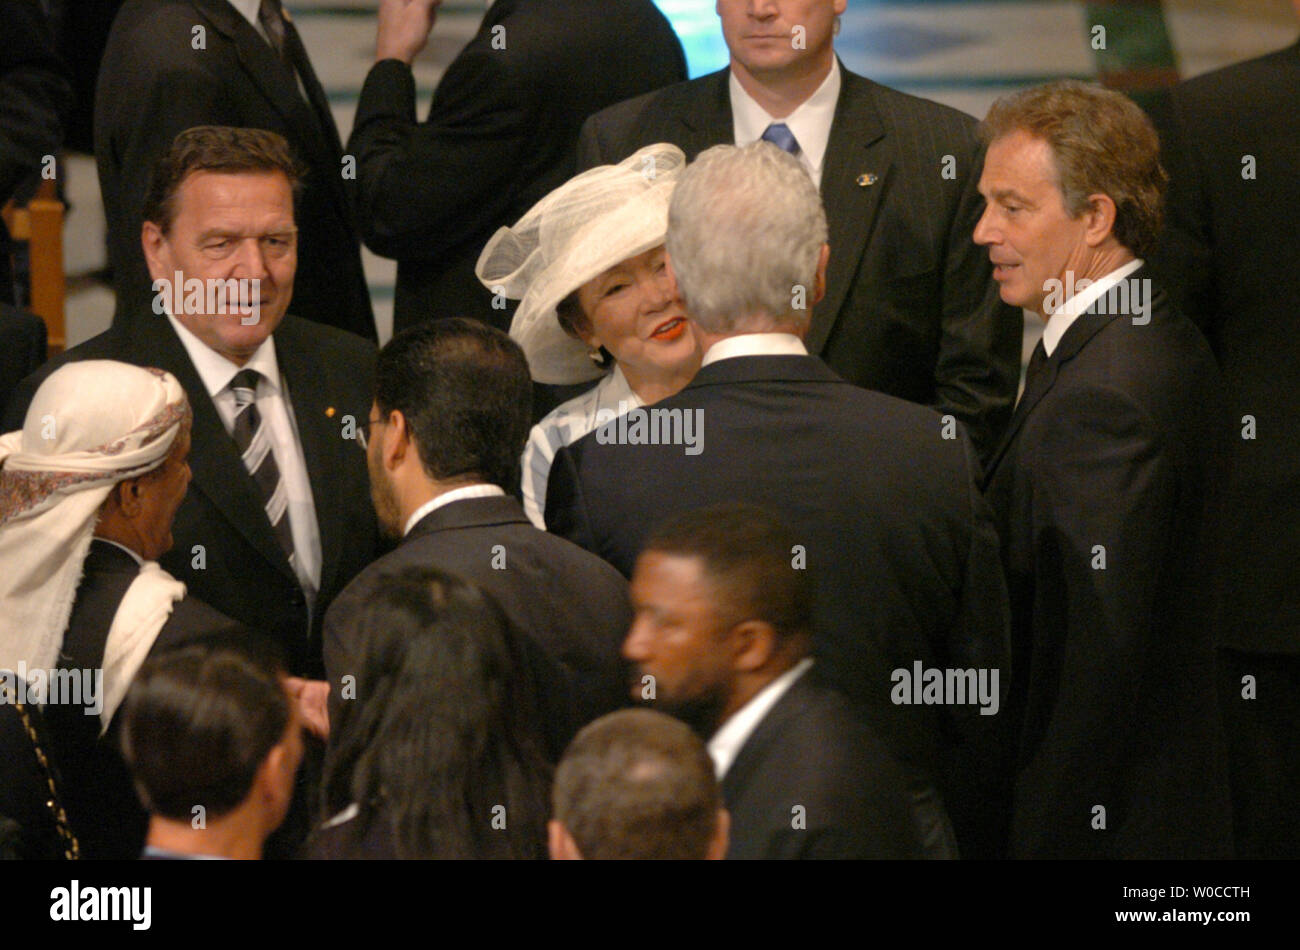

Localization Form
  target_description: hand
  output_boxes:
[285,676,331,741]
[376,0,443,65]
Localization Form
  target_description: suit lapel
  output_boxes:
[720,673,814,803]
[274,319,344,596]
[807,68,890,354]
[678,69,738,158]
[982,272,1153,482]
[194,0,342,174]
[127,319,296,581]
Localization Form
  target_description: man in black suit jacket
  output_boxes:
[323,318,630,758]
[1148,29,1300,860]
[626,504,925,859]
[576,0,1020,466]
[547,142,1009,857]
[95,0,375,340]
[5,128,379,679]
[975,82,1233,858]
[349,0,686,335]
[0,0,72,304]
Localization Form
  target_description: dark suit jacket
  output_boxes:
[722,668,921,859]
[577,64,1021,466]
[982,267,1233,858]
[94,0,375,340]
[545,353,1010,847]
[0,0,73,302]
[323,495,631,758]
[0,304,45,413]
[3,314,380,678]
[1150,40,1300,655]
[349,0,686,333]
[0,680,67,860]
[42,540,248,860]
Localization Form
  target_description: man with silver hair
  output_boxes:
[0,360,251,859]
[546,142,1011,859]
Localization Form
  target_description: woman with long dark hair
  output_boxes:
[310,567,552,859]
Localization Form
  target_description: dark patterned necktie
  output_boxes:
[259,0,290,67]
[762,122,802,156]
[229,369,296,568]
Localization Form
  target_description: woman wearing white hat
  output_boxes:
[477,143,702,528]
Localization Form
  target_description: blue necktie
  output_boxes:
[761,122,801,156]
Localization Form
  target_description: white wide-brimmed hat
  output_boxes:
[476,142,686,385]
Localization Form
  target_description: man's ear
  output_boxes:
[813,243,830,305]
[707,808,730,860]
[115,476,145,519]
[1082,193,1118,248]
[141,220,169,284]
[729,619,778,673]
[381,409,411,472]
[548,819,582,860]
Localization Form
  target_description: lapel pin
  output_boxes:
[857,173,878,187]
[325,406,335,418]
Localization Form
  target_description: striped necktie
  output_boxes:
[229,369,297,568]
[761,122,802,156]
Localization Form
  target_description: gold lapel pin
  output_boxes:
[325,406,335,418]
[857,173,879,187]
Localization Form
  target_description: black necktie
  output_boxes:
[258,0,290,66]
[1016,339,1050,409]
[229,369,297,568]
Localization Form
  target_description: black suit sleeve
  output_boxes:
[543,443,599,556]
[348,48,540,262]
[1148,94,1217,333]
[1015,385,1175,844]
[935,141,1022,466]
[0,0,72,201]
[574,113,607,174]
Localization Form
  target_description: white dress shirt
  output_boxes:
[403,484,506,537]
[701,332,808,368]
[520,366,641,529]
[1042,258,1144,357]
[731,58,841,189]
[166,313,322,602]
[708,658,815,779]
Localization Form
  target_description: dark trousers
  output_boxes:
[1218,648,1300,858]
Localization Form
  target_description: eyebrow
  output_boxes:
[986,187,1034,206]
[196,227,299,241]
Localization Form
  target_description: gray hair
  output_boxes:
[666,143,827,333]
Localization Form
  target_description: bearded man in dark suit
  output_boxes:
[576,0,1021,466]
[95,0,375,340]
[975,81,1233,859]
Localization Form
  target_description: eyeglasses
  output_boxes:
[356,417,383,451]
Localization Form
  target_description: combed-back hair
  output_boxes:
[142,125,306,233]
[120,637,290,821]
[980,80,1167,257]
[320,567,552,859]
[374,317,533,492]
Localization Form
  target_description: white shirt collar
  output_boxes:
[1042,258,1144,357]
[701,332,808,367]
[708,658,814,779]
[227,0,262,30]
[730,58,840,183]
[166,312,282,398]
[403,484,506,537]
